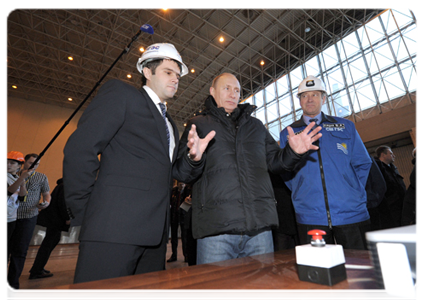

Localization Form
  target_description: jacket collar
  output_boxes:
[290,112,337,128]
[203,95,256,124]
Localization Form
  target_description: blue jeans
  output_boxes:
[196,230,273,265]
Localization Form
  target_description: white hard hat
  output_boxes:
[136,43,188,77]
[297,75,326,98]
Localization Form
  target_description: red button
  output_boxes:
[307,229,326,240]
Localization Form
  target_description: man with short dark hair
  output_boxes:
[8,153,50,289]
[375,145,406,228]
[279,75,372,250]
[64,43,188,283]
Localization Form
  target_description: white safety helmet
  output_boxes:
[136,43,188,77]
[297,75,326,98]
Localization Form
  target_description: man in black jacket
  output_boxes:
[375,145,406,228]
[173,73,321,264]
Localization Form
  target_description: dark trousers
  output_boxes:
[8,215,38,289]
[7,221,16,261]
[73,230,167,284]
[297,219,371,250]
[29,227,62,275]
[169,209,187,259]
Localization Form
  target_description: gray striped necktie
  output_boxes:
[158,103,170,147]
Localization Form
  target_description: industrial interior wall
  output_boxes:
[7,96,83,244]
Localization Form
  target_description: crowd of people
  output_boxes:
[7,42,416,288]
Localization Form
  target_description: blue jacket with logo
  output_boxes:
[279,113,371,227]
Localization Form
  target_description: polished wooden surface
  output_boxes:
[16,249,377,300]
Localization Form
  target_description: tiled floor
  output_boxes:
[15,239,188,289]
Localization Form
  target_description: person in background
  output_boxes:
[279,75,372,250]
[8,153,50,289]
[375,145,406,228]
[401,148,416,226]
[173,72,321,264]
[365,156,388,231]
[29,178,70,279]
[7,151,31,255]
[63,43,188,284]
[167,181,190,263]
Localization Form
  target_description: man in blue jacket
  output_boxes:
[279,75,372,250]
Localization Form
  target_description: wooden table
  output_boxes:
[55,249,380,290]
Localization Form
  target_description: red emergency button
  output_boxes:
[307,229,326,247]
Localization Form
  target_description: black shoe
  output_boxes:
[29,272,54,280]
[42,269,51,274]
[167,256,177,263]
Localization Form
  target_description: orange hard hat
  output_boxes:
[7,151,25,162]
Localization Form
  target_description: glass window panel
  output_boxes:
[294,109,303,122]
[255,90,264,108]
[399,62,416,92]
[266,101,279,123]
[357,26,370,50]
[389,34,405,63]
[321,45,338,70]
[331,90,351,118]
[402,24,417,56]
[372,74,389,104]
[354,78,378,110]
[380,9,398,36]
[348,86,361,113]
[304,56,320,77]
[326,67,345,93]
[255,107,265,124]
[279,94,293,116]
[280,114,294,132]
[276,75,289,98]
[365,18,385,44]
[321,95,330,115]
[382,68,406,99]
[373,42,395,70]
[365,51,379,76]
[348,55,369,83]
[268,120,281,141]
[265,83,276,103]
[392,9,414,29]
[342,33,361,58]
[289,66,303,90]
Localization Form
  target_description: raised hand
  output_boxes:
[287,122,322,154]
[187,124,216,161]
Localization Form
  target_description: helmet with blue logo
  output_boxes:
[136,43,188,77]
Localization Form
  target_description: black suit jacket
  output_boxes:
[63,79,179,246]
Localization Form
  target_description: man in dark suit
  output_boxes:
[63,43,188,284]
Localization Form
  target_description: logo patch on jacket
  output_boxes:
[323,123,345,132]
[337,143,348,155]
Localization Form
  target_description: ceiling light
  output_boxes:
[305,27,311,33]
[68,97,73,101]
[140,47,145,52]
[260,60,265,66]
[190,69,195,73]
[219,36,225,43]
[127,74,132,79]
[12,85,17,89]
[68,56,74,61]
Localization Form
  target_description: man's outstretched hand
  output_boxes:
[187,124,216,161]
[287,122,322,154]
